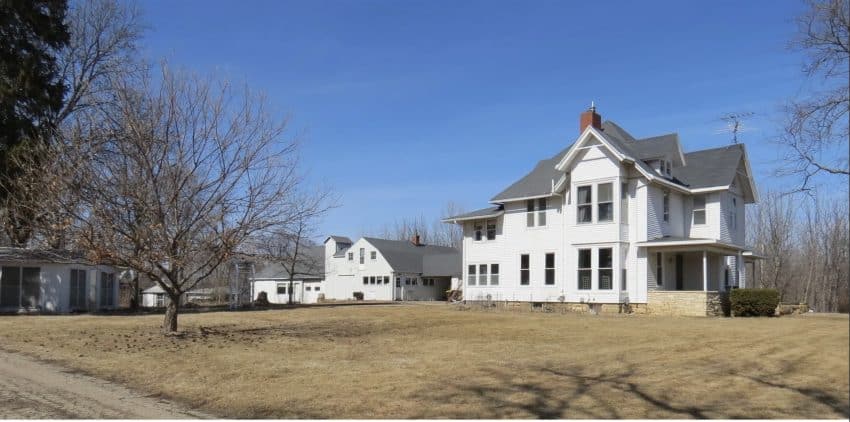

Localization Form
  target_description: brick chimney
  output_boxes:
[580,102,602,133]
[411,233,421,246]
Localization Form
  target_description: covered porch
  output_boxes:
[638,238,754,293]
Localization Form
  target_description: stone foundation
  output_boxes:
[464,291,724,317]
[646,291,723,316]
[464,300,640,315]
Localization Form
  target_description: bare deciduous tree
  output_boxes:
[257,191,334,305]
[365,201,465,248]
[68,65,303,333]
[777,0,849,192]
[0,0,144,247]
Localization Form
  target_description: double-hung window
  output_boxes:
[490,264,499,285]
[359,248,365,264]
[537,198,547,226]
[99,272,115,307]
[598,248,613,290]
[348,252,353,261]
[597,183,613,222]
[363,276,368,285]
[730,197,737,230]
[370,276,376,284]
[693,195,706,225]
[544,253,555,285]
[577,186,592,223]
[578,250,591,290]
[662,191,670,222]
[467,265,476,286]
[486,219,497,240]
[370,251,377,260]
[620,183,629,224]
[474,221,483,241]
[526,199,547,227]
[520,254,530,285]
[478,264,488,286]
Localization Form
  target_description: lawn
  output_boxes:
[0,304,847,419]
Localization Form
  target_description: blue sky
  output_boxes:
[141,0,823,239]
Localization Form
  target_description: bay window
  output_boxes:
[468,265,476,286]
[490,264,499,285]
[478,264,488,286]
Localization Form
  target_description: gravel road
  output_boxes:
[0,350,212,419]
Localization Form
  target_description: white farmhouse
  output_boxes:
[444,106,760,316]
[323,235,460,301]
[0,248,120,313]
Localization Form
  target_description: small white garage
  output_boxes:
[248,257,324,305]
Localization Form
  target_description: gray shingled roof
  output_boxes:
[673,144,744,189]
[363,237,460,276]
[444,205,504,222]
[485,120,746,204]
[490,146,571,202]
[0,247,94,264]
[326,235,352,244]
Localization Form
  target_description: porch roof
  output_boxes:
[635,237,749,254]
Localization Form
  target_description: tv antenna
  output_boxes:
[716,112,755,144]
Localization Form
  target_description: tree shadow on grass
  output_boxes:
[413,365,723,419]
[415,359,849,419]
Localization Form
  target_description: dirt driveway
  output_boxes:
[0,349,211,419]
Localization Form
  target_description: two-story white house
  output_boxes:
[323,235,460,301]
[444,106,760,316]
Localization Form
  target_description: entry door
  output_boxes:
[293,282,301,303]
[675,254,684,290]
[394,277,402,301]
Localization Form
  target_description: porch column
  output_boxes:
[737,251,744,288]
[702,250,708,292]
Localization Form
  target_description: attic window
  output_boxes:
[666,161,672,176]
[660,160,666,175]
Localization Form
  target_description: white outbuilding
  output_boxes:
[0,247,120,313]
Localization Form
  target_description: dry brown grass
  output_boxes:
[0,303,847,419]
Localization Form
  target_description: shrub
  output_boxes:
[353,292,364,301]
[730,288,780,317]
